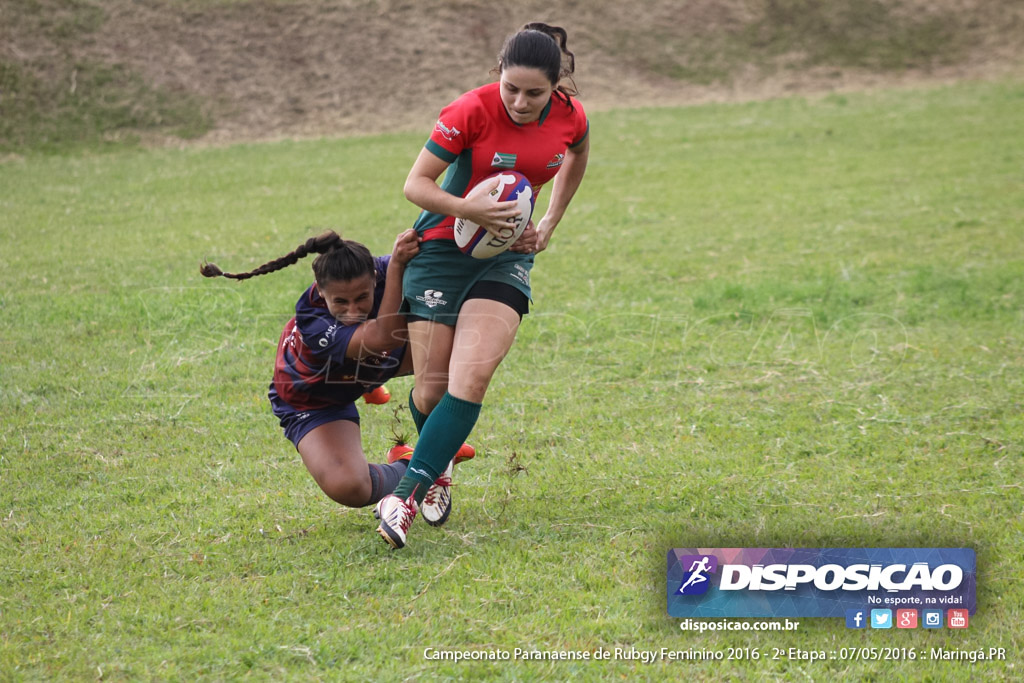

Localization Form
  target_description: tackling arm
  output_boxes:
[344,229,419,359]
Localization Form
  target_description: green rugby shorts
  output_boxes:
[401,239,533,323]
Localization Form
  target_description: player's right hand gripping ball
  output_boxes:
[454,171,534,259]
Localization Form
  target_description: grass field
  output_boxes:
[1,79,1022,680]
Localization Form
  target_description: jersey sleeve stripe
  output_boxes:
[425,139,458,163]
[570,120,590,148]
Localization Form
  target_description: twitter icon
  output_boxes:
[871,609,893,629]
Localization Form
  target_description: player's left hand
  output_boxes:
[531,216,556,254]
[510,221,539,254]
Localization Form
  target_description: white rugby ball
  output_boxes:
[453,171,535,259]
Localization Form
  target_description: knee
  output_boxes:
[448,368,494,403]
[413,383,446,414]
[317,470,372,508]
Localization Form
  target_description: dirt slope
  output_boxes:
[3,0,1022,146]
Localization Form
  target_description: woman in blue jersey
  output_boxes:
[201,229,470,521]
[375,22,590,548]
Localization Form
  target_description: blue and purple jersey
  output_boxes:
[271,255,404,411]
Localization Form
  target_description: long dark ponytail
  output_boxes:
[496,22,578,106]
[200,230,375,286]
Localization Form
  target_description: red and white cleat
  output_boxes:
[375,493,418,549]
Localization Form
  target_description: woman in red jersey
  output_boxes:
[375,22,590,548]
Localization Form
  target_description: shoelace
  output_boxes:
[423,476,452,507]
[386,497,417,533]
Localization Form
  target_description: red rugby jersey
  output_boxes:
[412,82,589,236]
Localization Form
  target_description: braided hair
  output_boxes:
[495,22,578,106]
[200,230,375,287]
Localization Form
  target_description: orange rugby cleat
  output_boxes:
[454,442,476,464]
[385,442,475,464]
[362,385,392,405]
[386,443,414,464]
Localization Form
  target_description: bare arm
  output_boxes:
[534,136,589,253]
[344,229,419,359]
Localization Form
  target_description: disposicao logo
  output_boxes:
[667,548,976,619]
[675,555,718,595]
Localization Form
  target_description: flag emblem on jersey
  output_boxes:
[546,153,565,168]
[491,152,517,168]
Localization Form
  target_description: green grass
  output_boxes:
[2,79,1023,679]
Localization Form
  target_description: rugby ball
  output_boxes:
[453,171,534,259]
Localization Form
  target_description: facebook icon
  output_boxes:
[846,609,867,629]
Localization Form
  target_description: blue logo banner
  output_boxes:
[667,548,976,618]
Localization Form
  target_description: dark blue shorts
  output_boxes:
[268,386,359,449]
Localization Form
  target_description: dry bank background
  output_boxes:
[2,0,1023,152]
